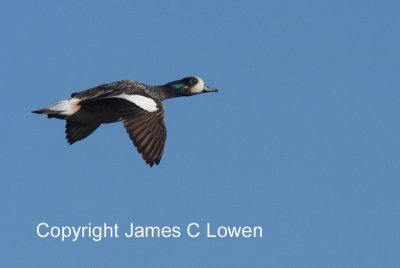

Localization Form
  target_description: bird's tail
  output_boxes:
[32,108,68,119]
[32,98,81,119]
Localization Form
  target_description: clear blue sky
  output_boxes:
[1,0,399,267]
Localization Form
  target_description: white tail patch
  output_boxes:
[109,94,158,112]
[49,98,81,116]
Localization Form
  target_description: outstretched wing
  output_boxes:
[86,96,166,166]
[65,121,100,144]
[122,108,166,166]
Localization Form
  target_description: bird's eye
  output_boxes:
[191,78,198,84]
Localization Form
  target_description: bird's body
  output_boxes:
[33,76,217,166]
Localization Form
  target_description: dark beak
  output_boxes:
[203,85,218,93]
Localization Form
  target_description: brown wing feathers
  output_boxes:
[63,97,166,166]
[122,110,166,166]
[101,98,167,166]
[65,121,100,144]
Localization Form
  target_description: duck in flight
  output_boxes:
[32,76,218,166]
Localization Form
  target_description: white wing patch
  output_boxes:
[110,94,158,112]
[49,98,81,115]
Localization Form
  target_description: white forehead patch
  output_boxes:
[109,94,158,112]
[191,77,205,94]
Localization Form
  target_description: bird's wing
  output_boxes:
[65,121,100,144]
[122,106,166,166]
[86,97,166,166]
[71,81,144,103]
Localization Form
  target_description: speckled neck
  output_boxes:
[148,85,185,101]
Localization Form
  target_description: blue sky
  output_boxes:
[1,0,400,267]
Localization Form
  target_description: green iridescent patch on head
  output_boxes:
[171,82,185,90]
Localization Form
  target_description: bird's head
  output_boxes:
[166,76,218,96]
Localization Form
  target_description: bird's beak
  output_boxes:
[203,85,218,93]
